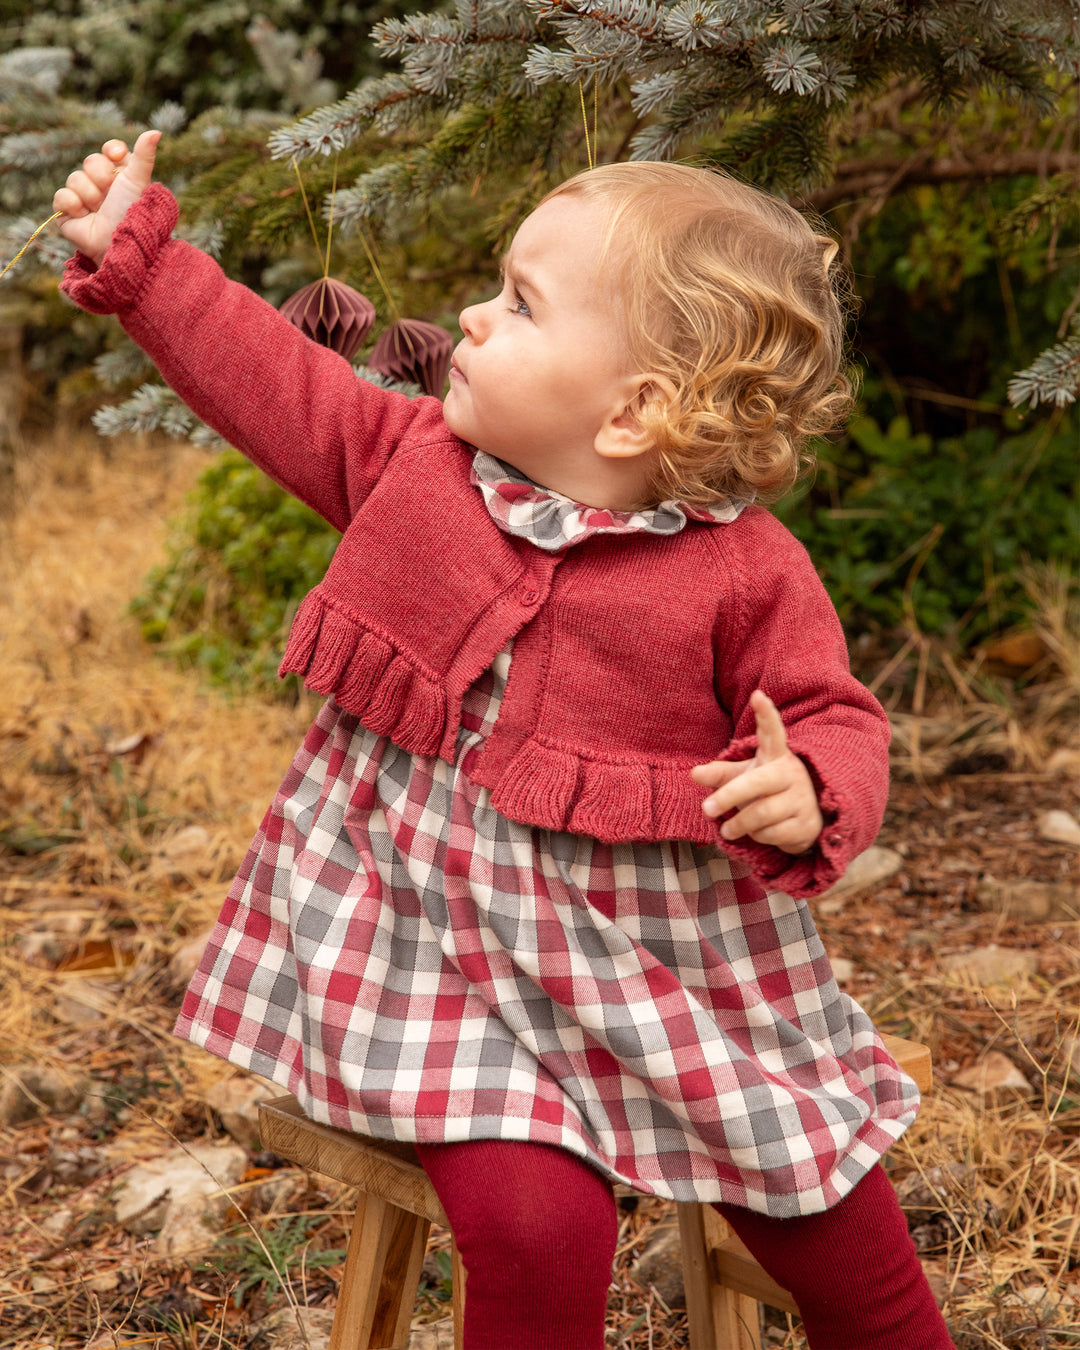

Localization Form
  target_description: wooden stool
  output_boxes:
[258,1033,931,1350]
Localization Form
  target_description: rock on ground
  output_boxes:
[250,1307,335,1350]
[150,825,215,880]
[817,846,903,913]
[941,944,1039,985]
[919,1259,951,1308]
[251,1309,454,1350]
[408,1320,456,1349]
[976,876,1079,923]
[113,1141,248,1257]
[629,1223,685,1309]
[1037,809,1080,849]
[0,1065,87,1127]
[829,956,855,984]
[206,1073,279,1150]
[169,926,215,984]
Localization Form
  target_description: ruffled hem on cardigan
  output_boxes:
[481,739,719,847]
[281,589,733,847]
[279,590,448,756]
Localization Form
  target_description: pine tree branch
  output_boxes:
[375,17,534,55]
[802,149,1080,211]
[529,0,665,46]
[1007,320,1080,409]
[268,77,434,159]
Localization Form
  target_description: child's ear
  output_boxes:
[594,375,677,460]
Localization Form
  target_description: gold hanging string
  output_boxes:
[292,151,400,331]
[323,155,338,280]
[356,226,401,325]
[578,79,595,169]
[0,210,63,282]
[291,155,329,274]
[314,155,342,332]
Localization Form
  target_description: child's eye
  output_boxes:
[510,292,531,318]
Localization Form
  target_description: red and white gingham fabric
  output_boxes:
[469,451,747,547]
[175,457,919,1216]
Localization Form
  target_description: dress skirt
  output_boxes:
[176,648,918,1218]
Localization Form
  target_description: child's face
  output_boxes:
[444,194,649,501]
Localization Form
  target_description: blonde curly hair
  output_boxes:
[543,162,855,508]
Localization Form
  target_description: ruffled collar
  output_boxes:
[471,451,748,552]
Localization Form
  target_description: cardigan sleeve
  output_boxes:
[705,510,891,899]
[60,185,457,534]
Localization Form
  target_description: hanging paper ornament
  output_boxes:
[280,277,376,362]
[368,318,453,397]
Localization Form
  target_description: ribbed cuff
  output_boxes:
[712,733,851,898]
[60,182,180,315]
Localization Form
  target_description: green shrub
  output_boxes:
[779,406,1079,643]
[131,450,339,694]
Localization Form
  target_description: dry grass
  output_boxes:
[1,432,1078,1349]
[871,978,1080,1347]
[868,568,1080,788]
[1,429,320,927]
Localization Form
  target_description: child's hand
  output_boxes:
[691,690,824,855]
[53,130,161,266]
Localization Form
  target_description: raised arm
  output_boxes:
[56,136,454,532]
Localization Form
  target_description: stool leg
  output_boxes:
[678,1206,762,1350]
[329,1192,430,1350]
[451,1237,466,1350]
[714,1290,763,1350]
[679,1203,718,1350]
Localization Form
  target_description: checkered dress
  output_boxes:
[175,456,918,1216]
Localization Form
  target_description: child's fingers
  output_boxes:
[700,760,789,818]
[718,787,821,848]
[122,129,162,192]
[724,808,819,854]
[689,759,749,790]
[692,758,753,817]
[101,138,130,165]
[53,140,127,217]
[81,151,122,193]
[54,158,115,216]
[61,168,107,213]
[749,690,789,763]
[718,793,792,841]
[53,184,91,218]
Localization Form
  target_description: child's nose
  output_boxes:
[459,298,492,341]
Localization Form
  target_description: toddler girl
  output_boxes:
[56,132,954,1350]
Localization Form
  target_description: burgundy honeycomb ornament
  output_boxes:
[368,318,453,397]
[279,277,376,362]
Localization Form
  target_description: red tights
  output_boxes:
[416,1139,956,1350]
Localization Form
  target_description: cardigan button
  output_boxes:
[519,587,540,605]
[827,833,842,847]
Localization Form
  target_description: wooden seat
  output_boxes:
[258,1033,931,1350]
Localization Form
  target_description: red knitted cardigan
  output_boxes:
[61,185,891,899]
